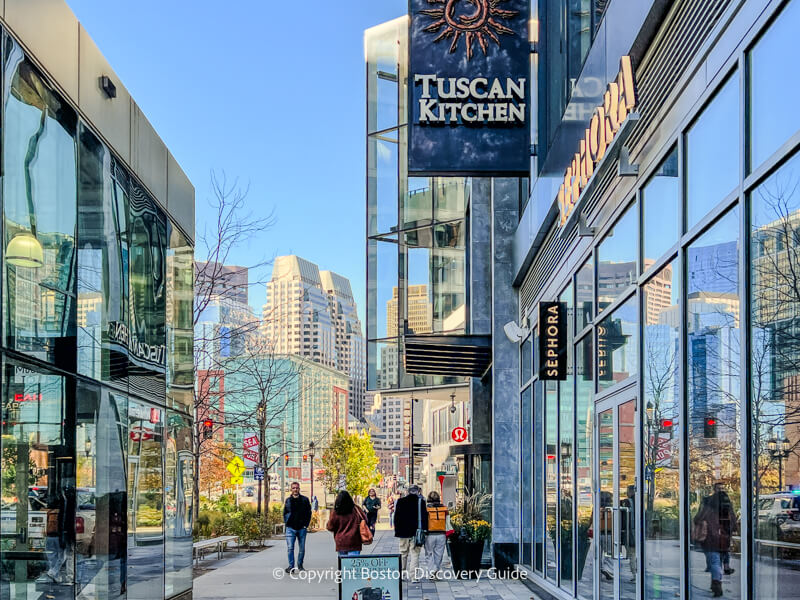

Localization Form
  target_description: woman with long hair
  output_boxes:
[363,488,382,534]
[326,490,366,557]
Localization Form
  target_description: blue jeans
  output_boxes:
[338,550,361,557]
[286,527,307,568]
[705,550,723,581]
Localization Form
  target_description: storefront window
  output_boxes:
[545,380,558,582]
[748,0,800,172]
[643,148,679,271]
[1,359,74,599]
[3,40,77,369]
[686,73,740,230]
[643,261,681,599]
[521,386,533,567]
[167,223,194,412]
[534,380,545,574]
[127,400,165,600]
[165,411,193,597]
[77,124,130,388]
[687,208,741,599]
[750,149,800,599]
[597,203,638,312]
[575,335,594,599]
[522,335,532,384]
[76,383,127,600]
[597,295,638,392]
[577,257,593,331]
[559,284,575,592]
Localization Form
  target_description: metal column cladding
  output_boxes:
[408,0,530,175]
[538,302,566,380]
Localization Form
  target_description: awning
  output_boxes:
[403,334,492,378]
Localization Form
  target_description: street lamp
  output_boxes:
[768,436,791,491]
[308,441,316,504]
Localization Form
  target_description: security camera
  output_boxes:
[503,320,528,343]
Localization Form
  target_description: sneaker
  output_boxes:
[285,567,293,574]
[297,566,306,572]
[724,568,735,575]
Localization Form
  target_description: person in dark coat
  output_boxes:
[693,483,737,597]
[394,485,428,582]
[363,488,382,534]
[283,482,312,572]
[326,490,365,556]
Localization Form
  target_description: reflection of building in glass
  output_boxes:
[387,285,432,337]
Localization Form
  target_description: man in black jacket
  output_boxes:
[394,485,427,582]
[283,482,312,572]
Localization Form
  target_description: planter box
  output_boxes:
[447,540,485,578]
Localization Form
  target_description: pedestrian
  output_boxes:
[363,488,381,534]
[326,490,367,557]
[394,484,428,583]
[693,482,738,597]
[283,481,312,573]
[424,491,448,579]
[311,495,319,512]
[387,495,396,528]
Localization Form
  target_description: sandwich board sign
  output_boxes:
[339,554,402,600]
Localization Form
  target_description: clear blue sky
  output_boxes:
[66,1,406,322]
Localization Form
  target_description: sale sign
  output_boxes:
[243,433,259,467]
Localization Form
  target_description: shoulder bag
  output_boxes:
[414,497,427,547]
[357,506,374,545]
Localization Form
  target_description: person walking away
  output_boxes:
[387,495,396,527]
[283,481,312,573]
[312,495,319,512]
[394,485,428,583]
[693,483,737,597]
[424,491,448,579]
[363,489,381,534]
[326,490,366,557]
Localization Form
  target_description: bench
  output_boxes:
[193,535,240,564]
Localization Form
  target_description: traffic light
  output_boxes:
[659,419,674,437]
[704,417,717,439]
[303,454,308,462]
[284,453,290,464]
[202,419,213,440]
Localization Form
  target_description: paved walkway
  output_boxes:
[192,523,538,600]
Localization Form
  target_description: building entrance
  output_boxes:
[595,389,637,600]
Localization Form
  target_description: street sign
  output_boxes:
[230,475,244,485]
[412,443,431,450]
[301,462,311,482]
[451,427,468,443]
[254,467,265,481]
[243,433,259,468]
[226,456,245,477]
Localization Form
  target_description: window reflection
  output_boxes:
[3,39,77,369]
[643,148,679,270]
[686,73,740,230]
[575,335,594,600]
[521,386,533,567]
[545,380,558,582]
[687,208,741,599]
[368,133,399,236]
[597,204,638,311]
[165,412,193,597]
[534,380,545,575]
[597,295,638,391]
[167,224,194,412]
[577,257,593,331]
[751,150,800,599]
[643,261,681,599]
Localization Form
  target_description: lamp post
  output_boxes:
[309,441,315,503]
[768,436,791,491]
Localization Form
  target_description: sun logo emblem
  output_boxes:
[420,0,519,61]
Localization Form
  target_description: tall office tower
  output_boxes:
[320,271,368,419]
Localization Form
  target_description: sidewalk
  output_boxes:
[192,524,538,600]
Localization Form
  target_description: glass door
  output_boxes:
[596,393,638,600]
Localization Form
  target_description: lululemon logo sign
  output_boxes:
[451,427,468,443]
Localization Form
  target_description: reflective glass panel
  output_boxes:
[522,386,533,567]
[686,73,740,230]
[534,380,545,574]
[367,133,399,236]
[127,400,165,600]
[367,237,398,341]
[165,411,193,597]
[433,178,467,223]
[1,359,74,599]
[577,257,593,331]
[560,283,575,592]
[4,41,77,368]
[433,221,466,333]
[598,203,638,311]
[368,339,400,390]
[575,335,594,599]
[167,223,194,412]
[77,124,130,387]
[643,148,679,271]
[643,261,681,599]
[76,383,127,600]
[687,208,741,599]
[750,150,800,599]
[366,18,402,134]
[405,228,432,335]
[545,380,558,582]
[522,336,532,385]
[749,0,800,172]
[597,295,638,391]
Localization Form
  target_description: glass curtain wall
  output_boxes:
[520,3,800,600]
[0,29,193,600]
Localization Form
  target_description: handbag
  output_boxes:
[357,507,374,545]
[692,519,708,543]
[414,497,427,547]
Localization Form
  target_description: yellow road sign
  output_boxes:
[226,456,245,477]
[230,475,244,485]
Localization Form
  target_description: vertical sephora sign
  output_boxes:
[539,302,566,381]
[409,0,530,175]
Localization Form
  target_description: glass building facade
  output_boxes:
[0,17,194,600]
[515,1,800,600]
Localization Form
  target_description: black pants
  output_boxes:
[367,511,378,533]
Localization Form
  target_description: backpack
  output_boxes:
[427,506,447,533]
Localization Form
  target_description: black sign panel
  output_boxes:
[408,0,530,175]
[539,302,566,381]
